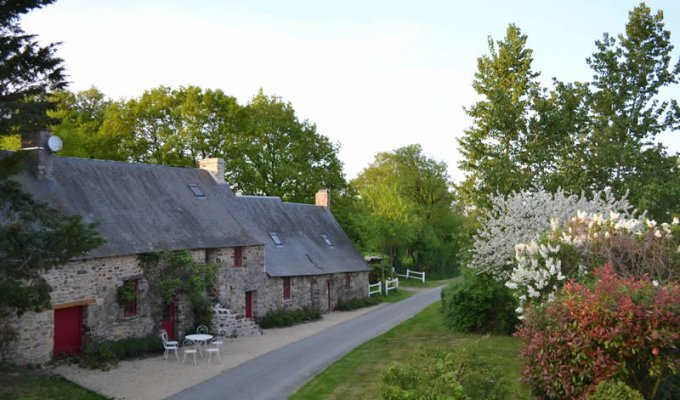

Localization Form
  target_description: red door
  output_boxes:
[161,302,176,340]
[54,306,83,356]
[245,291,253,318]
[327,280,333,311]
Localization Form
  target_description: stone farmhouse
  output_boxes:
[4,132,368,364]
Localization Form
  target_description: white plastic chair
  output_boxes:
[206,337,222,365]
[196,325,209,334]
[162,335,179,361]
[182,339,198,365]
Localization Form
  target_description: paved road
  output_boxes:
[168,287,442,400]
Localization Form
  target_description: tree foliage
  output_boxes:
[232,90,346,202]
[46,86,346,204]
[0,0,66,135]
[0,0,104,354]
[457,24,540,210]
[350,145,468,277]
[458,4,680,220]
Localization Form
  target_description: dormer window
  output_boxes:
[321,234,333,246]
[270,232,282,245]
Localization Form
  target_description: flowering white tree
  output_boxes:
[508,212,680,311]
[471,188,633,280]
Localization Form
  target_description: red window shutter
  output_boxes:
[283,277,291,300]
[233,247,243,268]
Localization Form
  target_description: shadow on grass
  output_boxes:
[0,364,108,400]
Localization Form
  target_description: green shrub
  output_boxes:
[257,307,322,329]
[380,345,510,400]
[658,375,680,400]
[588,381,644,400]
[108,334,162,359]
[441,270,518,334]
[334,296,380,311]
[78,342,118,371]
[73,334,163,370]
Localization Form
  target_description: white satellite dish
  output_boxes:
[47,135,63,152]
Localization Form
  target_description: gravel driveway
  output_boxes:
[52,287,438,400]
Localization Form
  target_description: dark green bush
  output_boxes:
[108,334,162,359]
[380,346,510,400]
[441,270,518,335]
[334,296,380,311]
[74,334,163,370]
[78,342,118,370]
[587,381,644,400]
[257,307,322,329]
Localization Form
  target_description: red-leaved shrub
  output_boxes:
[517,264,680,399]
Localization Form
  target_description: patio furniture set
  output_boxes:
[160,325,224,365]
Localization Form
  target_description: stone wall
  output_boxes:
[211,304,262,337]
[5,243,370,364]
[210,243,369,317]
[5,250,205,364]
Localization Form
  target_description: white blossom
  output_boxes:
[470,188,632,280]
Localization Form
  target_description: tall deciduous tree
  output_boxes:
[352,145,467,276]
[229,90,346,203]
[581,3,680,220]
[49,87,129,160]
[46,86,347,204]
[457,24,540,210]
[458,4,680,221]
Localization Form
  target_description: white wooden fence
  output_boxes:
[368,281,382,297]
[396,269,426,283]
[385,277,399,294]
[368,278,400,297]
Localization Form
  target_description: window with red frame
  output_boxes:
[345,274,351,290]
[233,246,243,268]
[122,279,138,317]
[283,277,291,300]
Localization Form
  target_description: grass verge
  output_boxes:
[0,364,108,400]
[397,276,461,288]
[290,302,529,400]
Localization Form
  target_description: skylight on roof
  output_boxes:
[270,232,282,245]
[321,234,333,246]
[188,184,205,198]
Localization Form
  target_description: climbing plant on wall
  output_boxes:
[138,250,218,328]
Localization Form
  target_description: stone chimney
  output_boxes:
[21,130,54,181]
[199,158,225,184]
[315,189,330,210]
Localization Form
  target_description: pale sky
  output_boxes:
[21,0,680,183]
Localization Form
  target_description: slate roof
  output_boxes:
[7,153,262,259]
[227,196,369,277]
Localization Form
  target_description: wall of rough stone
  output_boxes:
[5,249,210,364]
[6,244,369,364]
[209,245,266,316]
[211,304,262,337]
[210,243,370,317]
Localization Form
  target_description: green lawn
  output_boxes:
[397,276,461,288]
[372,288,412,303]
[290,302,530,400]
[0,365,108,400]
